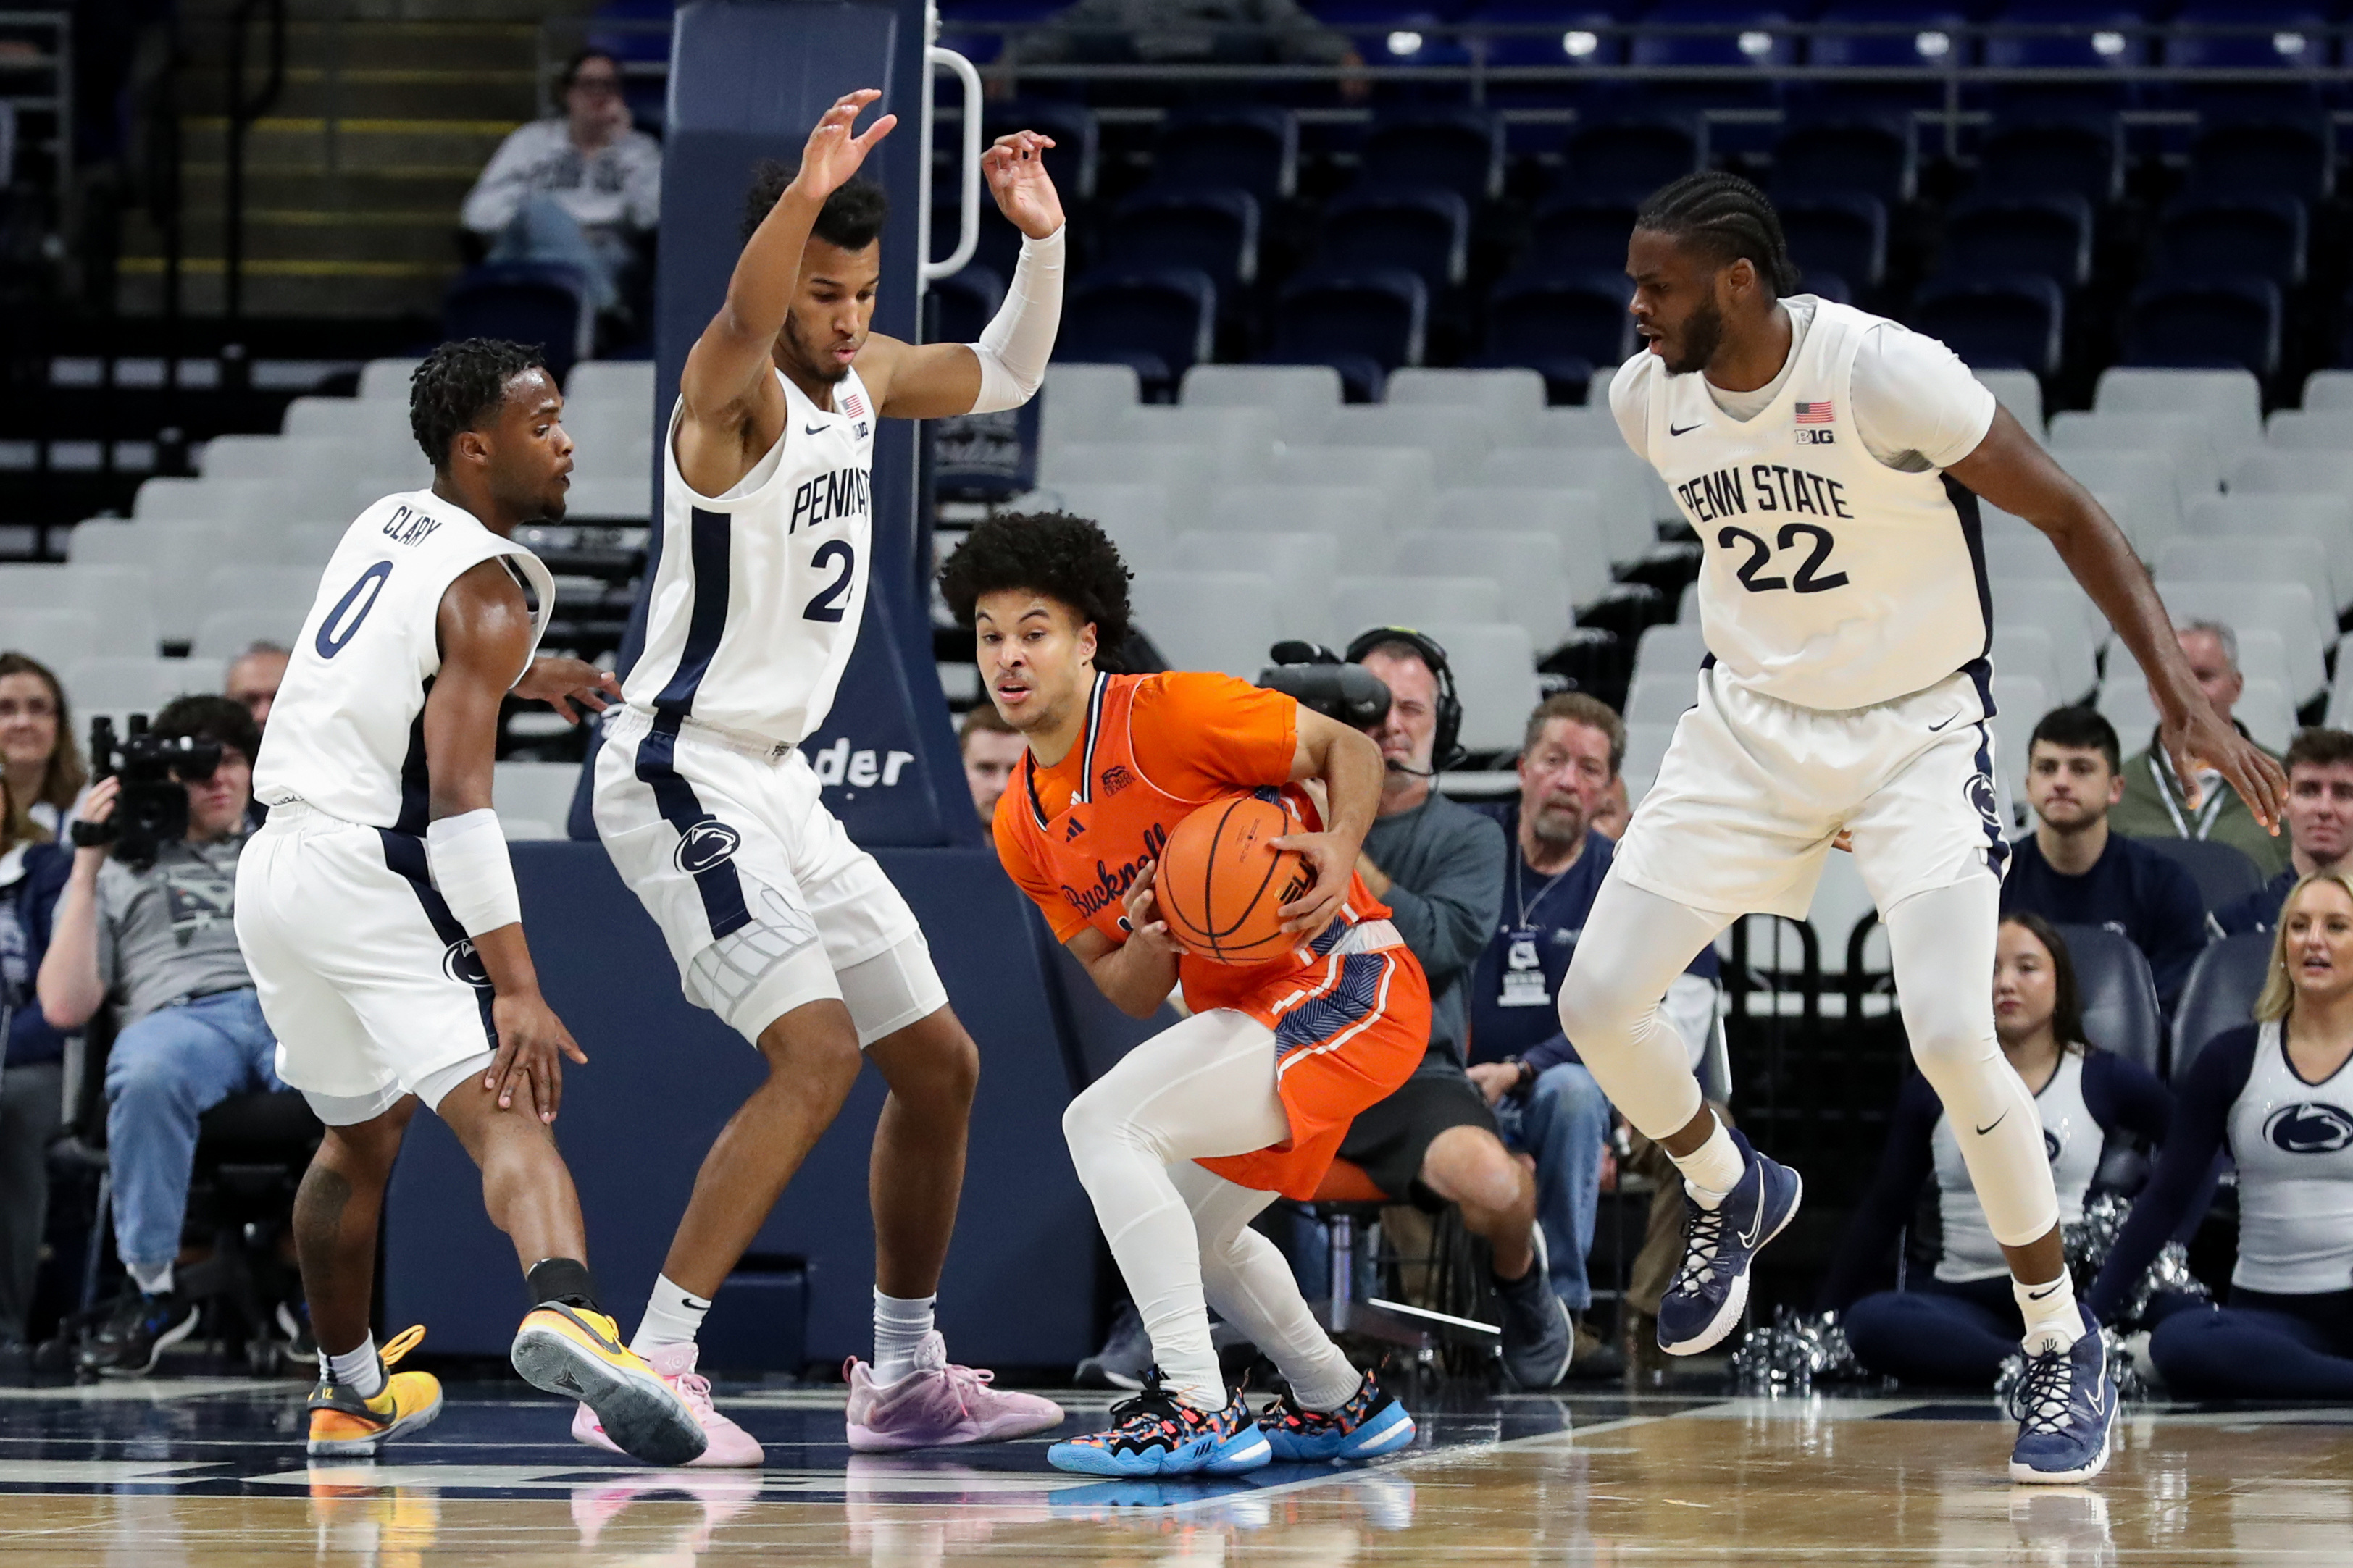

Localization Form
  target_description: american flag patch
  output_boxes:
[1794,400,1834,424]
[843,391,866,419]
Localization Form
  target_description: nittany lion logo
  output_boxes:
[2044,1128,2063,1163]
[2265,1102,2353,1154]
[1965,771,2001,831]
[674,820,743,876]
[441,937,490,989]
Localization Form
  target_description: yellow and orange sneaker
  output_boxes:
[306,1325,443,1457]
[511,1302,706,1467]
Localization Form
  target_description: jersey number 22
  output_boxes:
[1718,523,1848,595]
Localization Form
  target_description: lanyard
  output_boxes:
[2149,750,2227,842]
[1510,843,1578,930]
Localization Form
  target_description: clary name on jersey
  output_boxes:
[380,505,444,547]
[790,465,872,534]
[1674,463,1857,527]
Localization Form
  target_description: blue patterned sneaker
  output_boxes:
[1047,1371,1271,1477]
[2009,1305,2116,1485]
[1657,1131,1803,1357]
[1260,1370,1415,1462]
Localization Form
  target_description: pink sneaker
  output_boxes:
[569,1343,765,1467]
[844,1330,1066,1453]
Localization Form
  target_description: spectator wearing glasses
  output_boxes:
[2110,621,2289,879]
[461,48,661,318]
[2215,729,2353,937]
[0,652,87,839]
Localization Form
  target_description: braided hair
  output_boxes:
[409,338,546,469]
[1634,172,1802,298]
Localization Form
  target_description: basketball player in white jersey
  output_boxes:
[235,338,708,1466]
[1555,172,2285,1483]
[588,90,1067,1460]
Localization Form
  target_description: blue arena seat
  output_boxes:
[1976,120,2123,207]
[1939,193,2095,290]
[1358,106,1505,206]
[1151,104,1297,206]
[1061,267,1218,392]
[2171,931,2271,1080]
[2183,116,2332,204]
[1555,117,1700,204]
[443,262,589,386]
[1778,193,1887,291]
[1318,188,1470,296]
[1909,275,2065,376]
[1630,1,1796,69]
[1809,2,1969,70]
[2167,5,2330,73]
[1529,197,1639,274]
[1984,2,2148,72]
[2052,923,2165,1081]
[1264,267,1429,401]
[2120,279,2283,380]
[1466,2,1625,72]
[929,264,1004,345]
[2151,193,2307,288]
[1480,269,1630,398]
[1101,186,1261,293]
[1771,118,1915,206]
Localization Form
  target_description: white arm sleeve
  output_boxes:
[425,808,523,937]
[967,225,1066,414]
[1850,324,1998,472]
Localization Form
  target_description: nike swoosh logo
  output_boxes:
[1928,711,1961,732]
[1736,1195,1766,1249]
[1668,421,1703,437]
[803,423,828,435]
[1975,1112,2007,1136]
[2026,1282,2065,1302]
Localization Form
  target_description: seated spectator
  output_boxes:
[1002,0,1368,100]
[460,49,660,319]
[2090,871,2353,1398]
[1590,773,1630,842]
[0,771,73,1366]
[2002,706,2207,1010]
[1333,634,1573,1388]
[1464,692,1717,1366]
[0,652,85,837]
[38,697,280,1375]
[2215,728,2353,936]
[225,642,288,731]
[959,704,1024,835]
[2109,621,2289,879]
[1824,915,2170,1387]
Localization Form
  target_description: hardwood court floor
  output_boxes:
[0,1376,2346,1564]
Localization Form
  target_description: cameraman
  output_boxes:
[38,696,279,1375]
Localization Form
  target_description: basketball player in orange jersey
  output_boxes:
[940,511,1427,1477]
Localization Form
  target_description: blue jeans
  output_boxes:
[104,989,282,1276]
[1493,1062,1611,1312]
[489,192,632,314]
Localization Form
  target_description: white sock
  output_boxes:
[873,1291,936,1383]
[1671,1119,1744,1208]
[323,1333,383,1399]
[2015,1273,2082,1354]
[128,1260,175,1296]
[630,1274,711,1358]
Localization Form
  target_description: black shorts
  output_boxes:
[1335,1070,1499,1211]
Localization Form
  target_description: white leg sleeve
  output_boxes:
[1554,876,1731,1141]
[1058,1009,1290,1410]
[1171,1161,1362,1412]
[1881,877,2060,1250]
[967,225,1065,412]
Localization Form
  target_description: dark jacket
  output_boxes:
[1,842,74,1068]
[1361,792,1506,1077]
[2000,829,2210,1010]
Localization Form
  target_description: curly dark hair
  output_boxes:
[939,512,1133,658]
[741,162,890,247]
[151,693,262,763]
[409,338,547,469]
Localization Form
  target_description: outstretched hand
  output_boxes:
[2163,700,2286,832]
[514,657,621,725]
[792,89,896,204]
[982,130,1064,240]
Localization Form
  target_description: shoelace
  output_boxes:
[379,1325,427,1370]
[2016,1346,2074,1435]
[932,1361,996,1420]
[1673,1201,1728,1294]
[672,1369,719,1419]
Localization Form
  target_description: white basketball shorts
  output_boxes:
[235,802,501,1126]
[1613,661,2009,921]
[593,705,946,1046]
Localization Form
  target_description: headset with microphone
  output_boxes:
[1344,626,1466,775]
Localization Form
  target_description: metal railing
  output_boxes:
[221,0,286,324]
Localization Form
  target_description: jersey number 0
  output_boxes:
[316,560,394,658]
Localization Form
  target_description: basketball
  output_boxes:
[1155,794,1311,965]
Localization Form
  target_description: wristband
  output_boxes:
[70,818,120,848]
[425,809,522,936]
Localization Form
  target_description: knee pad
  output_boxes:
[686,918,840,1044]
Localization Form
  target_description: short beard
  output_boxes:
[1663,295,1726,377]
[1528,801,1587,852]
[781,313,852,386]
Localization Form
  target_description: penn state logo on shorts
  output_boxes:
[1965,771,2000,831]
[674,818,743,876]
[2043,1128,2063,1163]
[442,937,491,990]
[2264,1102,2353,1154]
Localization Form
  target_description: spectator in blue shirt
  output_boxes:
[2000,706,2207,1010]
[2214,727,2353,937]
[1465,693,1718,1351]
[0,772,73,1360]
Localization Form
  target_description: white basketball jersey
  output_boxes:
[623,366,875,747]
[253,487,554,833]
[2228,1021,2353,1294]
[1931,1049,2099,1283]
[1631,298,1989,711]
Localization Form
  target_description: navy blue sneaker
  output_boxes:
[2010,1305,2116,1485]
[1657,1131,1802,1357]
[1260,1370,1415,1462]
[1047,1370,1271,1477]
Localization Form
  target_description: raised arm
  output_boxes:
[424,561,587,1123]
[858,132,1067,420]
[1946,408,2285,831]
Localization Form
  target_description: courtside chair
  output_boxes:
[1269,446,1438,535]
[928,264,1007,347]
[2052,924,2165,1081]
[1434,488,1615,606]
[1332,578,1504,642]
[1975,367,2046,435]
[2182,112,2331,204]
[2172,934,2273,1081]
[2141,839,2265,923]
[1385,366,1545,429]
